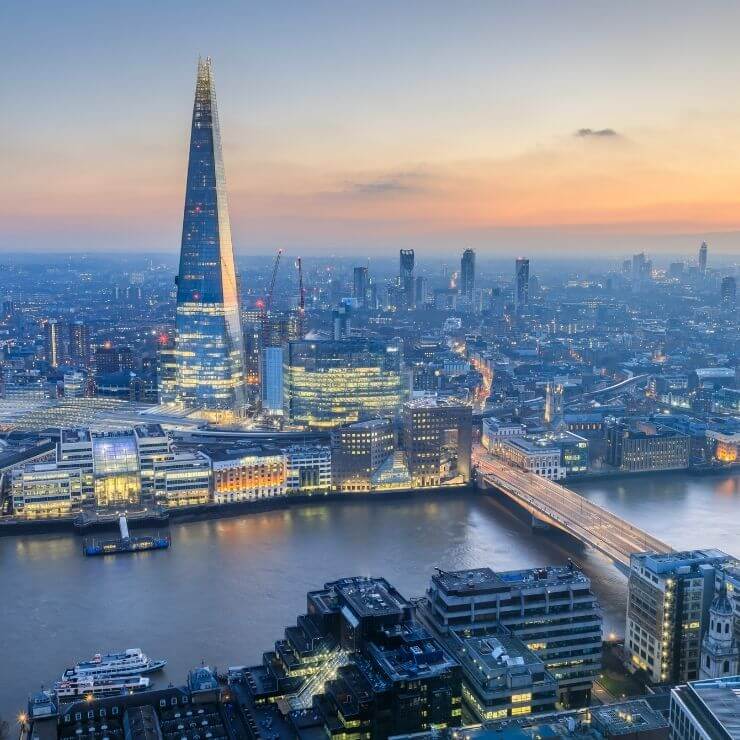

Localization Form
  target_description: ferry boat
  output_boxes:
[62,648,166,680]
[54,675,150,699]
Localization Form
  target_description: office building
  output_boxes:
[284,445,332,493]
[482,418,527,453]
[423,565,602,705]
[11,465,83,518]
[331,418,395,491]
[208,448,287,503]
[670,676,740,740]
[156,342,178,404]
[721,276,736,306]
[283,338,404,429]
[353,265,368,307]
[699,241,708,275]
[235,576,462,737]
[67,321,90,367]
[94,345,134,375]
[626,550,732,683]
[44,319,65,368]
[460,248,475,305]
[63,371,85,398]
[497,435,566,480]
[607,421,690,472]
[331,303,351,339]
[402,398,472,485]
[260,345,284,415]
[443,628,557,722]
[514,258,529,313]
[400,249,415,308]
[173,57,247,423]
[415,275,428,306]
[152,451,212,507]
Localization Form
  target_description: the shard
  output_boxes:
[174,57,246,422]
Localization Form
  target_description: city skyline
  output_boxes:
[4,2,740,256]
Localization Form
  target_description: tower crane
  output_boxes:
[266,248,283,313]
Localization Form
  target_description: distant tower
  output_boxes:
[699,241,708,275]
[68,321,91,368]
[544,382,564,428]
[174,57,247,423]
[399,250,415,308]
[44,320,65,368]
[353,266,369,308]
[700,579,739,679]
[460,248,475,305]
[514,258,529,313]
[720,276,736,307]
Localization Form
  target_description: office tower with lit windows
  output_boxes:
[353,266,369,307]
[625,549,732,684]
[44,320,65,368]
[283,338,404,429]
[402,398,472,485]
[260,345,284,415]
[514,258,529,313]
[173,57,247,423]
[699,241,708,274]
[330,418,395,491]
[721,276,736,307]
[423,565,602,706]
[68,321,90,367]
[400,249,415,308]
[460,248,475,304]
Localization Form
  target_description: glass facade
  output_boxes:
[284,339,404,429]
[174,57,246,422]
[91,433,142,508]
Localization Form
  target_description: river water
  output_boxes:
[0,471,737,717]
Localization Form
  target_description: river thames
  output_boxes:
[1,470,737,717]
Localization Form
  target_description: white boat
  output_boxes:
[54,675,150,699]
[62,648,166,680]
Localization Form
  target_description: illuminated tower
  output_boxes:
[514,257,529,313]
[174,57,246,422]
[400,249,415,308]
[460,248,475,305]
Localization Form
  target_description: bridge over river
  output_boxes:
[474,447,672,573]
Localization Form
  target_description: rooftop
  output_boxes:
[678,676,740,740]
[432,563,589,594]
[590,699,669,735]
[633,549,731,575]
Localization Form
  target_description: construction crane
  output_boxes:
[266,248,283,313]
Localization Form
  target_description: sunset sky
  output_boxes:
[3,1,740,257]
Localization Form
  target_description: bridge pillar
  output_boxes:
[531,514,551,532]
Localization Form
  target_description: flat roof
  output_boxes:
[433,564,589,594]
[590,699,669,735]
[686,677,740,740]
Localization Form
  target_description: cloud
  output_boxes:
[575,127,619,138]
[342,170,428,196]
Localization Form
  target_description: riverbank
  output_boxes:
[568,462,739,482]
[0,484,477,537]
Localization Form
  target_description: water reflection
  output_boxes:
[1,472,736,716]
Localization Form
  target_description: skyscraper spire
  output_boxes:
[173,57,246,422]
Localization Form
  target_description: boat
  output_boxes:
[54,675,150,699]
[82,515,170,557]
[62,648,166,680]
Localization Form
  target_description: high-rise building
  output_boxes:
[460,248,475,304]
[698,241,708,275]
[720,276,736,307]
[670,676,740,740]
[423,564,602,706]
[625,549,732,684]
[68,321,90,367]
[174,57,246,423]
[283,338,404,429]
[402,398,472,485]
[353,266,368,307]
[44,319,65,368]
[400,249,415,308]
[260,345,284,415]
[331,418,395,491]
[514,258,529,313]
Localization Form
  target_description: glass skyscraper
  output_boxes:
[174,57,246,423]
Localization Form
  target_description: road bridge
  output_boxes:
[474,448,672,572]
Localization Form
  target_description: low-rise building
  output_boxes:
[152,452,211,508]
[284,444,331,493]
[670,675,740,740]
[497,436,566,480]
[607,421,690,472]
[11,464,83,517]
[208,448,288,504]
